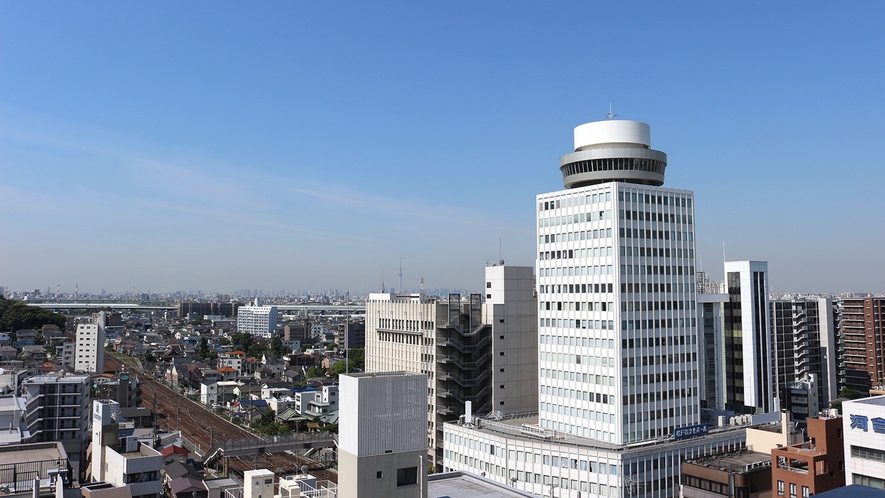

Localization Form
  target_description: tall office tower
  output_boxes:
[770,297,837,409]
[698,289,728,413]
[722,261,773,414]
[236,301,278,338]
[840,297,885,392]
[537,119,699,444]
[74,322,106,374]
[338,372,428,498]
[365,266,537,468]
[443,118,748,498]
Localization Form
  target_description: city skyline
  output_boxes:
[3,3,885,295]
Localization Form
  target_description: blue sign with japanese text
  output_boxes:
[850,414,885,434]
[674,424,709,440]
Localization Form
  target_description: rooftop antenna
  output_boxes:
[499,237,502,262]
[606,103,617,120]
[381,270,385,293]
[420,277,425,302]
[398,258,403,294]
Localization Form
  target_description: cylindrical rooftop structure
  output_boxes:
[559,119,667,188]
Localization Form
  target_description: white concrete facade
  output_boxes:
[444,417,746,498]
[537,182,699,444]
[483,265,539,415]
[236,305,278,338]
[843,396,885,489]
[723,260,773,413]
[75,323,105,373]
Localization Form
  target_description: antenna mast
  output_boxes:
[398,258,403,294]
[606,103,617,120]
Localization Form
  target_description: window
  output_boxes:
[396,467,417,486]
[376,471,383,479]
[790,483,797,498]
[802,486,809,498]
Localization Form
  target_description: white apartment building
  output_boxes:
[842,395,885,490]
[75,323,105,374]
[236,304,278,339]
[444,117,748,498]
[90,399,163,498]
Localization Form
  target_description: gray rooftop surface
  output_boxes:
[427,471,536,498]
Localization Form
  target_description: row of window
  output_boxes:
[621,209,692,224]
[542,301,615,312]
[542,399,616,416]
[851,444,885,462]
[540,419,618,442]
[622,387,696,406]
[776,480,810,498]
[619,191,691,208]
[622,246,694,259]
[539,248,613,261]
[621,281,695,293]
[540,228,613,244]
[375,318,433,332]
[540,191,612,211]
[541,283,616,296]
[622,264,695,276]
[539,318,616,330]
[538,265,614,278]
[375,331,421,345]
[561,156,666,176]
[542,336,615,350]
[620,227,694,242]
[539,210,612,227]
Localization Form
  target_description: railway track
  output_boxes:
[104,355,338,484]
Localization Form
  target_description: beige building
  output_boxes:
[365,265,537,468]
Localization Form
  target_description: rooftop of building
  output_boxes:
[22,374,90,383]
[427,471,537,497]
[0,441,67,467]
[446,413,747,455]
[846,395,885,407]
[684,449,772,474]
[815,485,885,498]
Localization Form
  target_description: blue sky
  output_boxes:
[2,2,884,295]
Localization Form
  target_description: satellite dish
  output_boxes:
[499,259,505,266]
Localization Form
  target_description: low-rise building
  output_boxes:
[681,449,772,498]
[771,414,844,497]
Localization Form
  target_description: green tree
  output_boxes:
[231,333,253,353]
[270,336,286,357]
[346,348,365,372]
[305,366,324,378]
[329,360,347,378]
[0,298,66,331]
[197,337,210,361]
[839,387,864,400]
